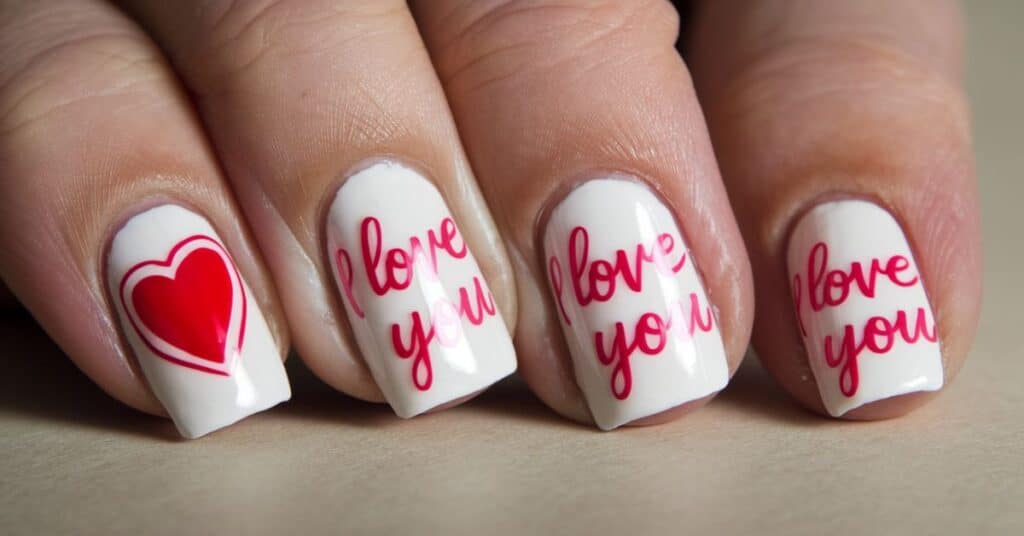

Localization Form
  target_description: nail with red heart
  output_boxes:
[325,161,516,418]
[543,178,729,430]
[107,204,290,438]
[787,199,942,416]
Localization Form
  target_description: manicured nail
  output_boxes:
[325,161,516,418]
[107,204,290,438]
[788,199,942,417]
[543,178,729,430]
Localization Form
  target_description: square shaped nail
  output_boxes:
[543,178,729,430]
[107,204,290,438]
[325,161,517,418]
[787,199,943,416]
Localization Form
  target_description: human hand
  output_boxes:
[0,0,979,437]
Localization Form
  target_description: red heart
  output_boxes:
[120,236,246,375]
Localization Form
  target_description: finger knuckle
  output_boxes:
[434,0,681,95]
[719,35,970,144]
[0,4,165,137]
[184,0,408,97]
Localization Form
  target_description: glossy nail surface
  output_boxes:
[544,178,729,430]
[108,204,290,438]
[326,161,516,418]
[788,199,943,416]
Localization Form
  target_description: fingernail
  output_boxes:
[325,161,516,418]
[107,204,291,439]
[543,178,729,430]
[787,199,943,417]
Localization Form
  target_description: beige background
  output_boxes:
[2,2,1021,534]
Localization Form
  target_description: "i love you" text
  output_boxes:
[549,226,714,399]
[792,241,937,397]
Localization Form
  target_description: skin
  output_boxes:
[0,0,979,428]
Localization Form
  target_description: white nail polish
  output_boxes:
[787,199,943,417]
[325,161,516,418]
[543,178,729,430]
[107,205,290,438]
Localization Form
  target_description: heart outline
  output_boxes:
[119,235,247,376]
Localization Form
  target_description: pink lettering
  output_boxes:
[806,242,918,312]
[335,216,489,391]
[823,307,937,396]
[793,241,936,398]
[361,216,467,296]
[390,276,497,391]
[567,226,686,307]
[593,293,714,400]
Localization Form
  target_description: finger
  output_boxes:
[413,0,754,429]
[0,0,290,438]
[687,0,980,418]
[119,0,518,417]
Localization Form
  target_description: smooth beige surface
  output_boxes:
[2,3,1022,535]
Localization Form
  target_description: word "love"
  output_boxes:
[549,225,686,324]
[793,241,937,396]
